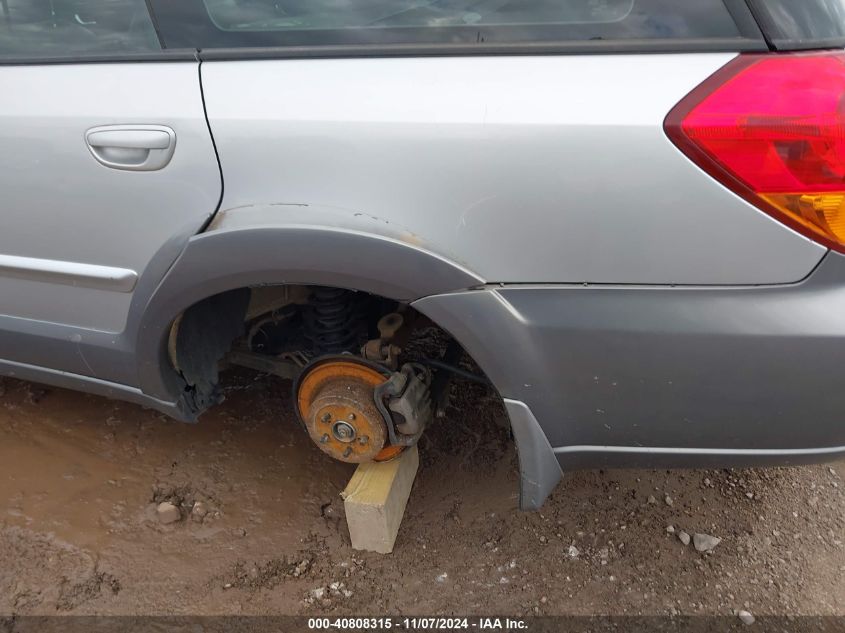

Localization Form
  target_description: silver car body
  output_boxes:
[201,54,823,286]
[1,0,844,509]
[0,63,220,332]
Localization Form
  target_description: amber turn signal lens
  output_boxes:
[761,193,845,246]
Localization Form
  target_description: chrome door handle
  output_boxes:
[85,125,176,171]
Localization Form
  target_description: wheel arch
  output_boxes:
[135,205,484,407]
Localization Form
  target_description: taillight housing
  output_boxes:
[665,51,845,252]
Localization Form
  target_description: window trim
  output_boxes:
[196,38,768,62]
[0,49,197,66]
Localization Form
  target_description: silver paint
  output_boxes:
[413,252,845,471]
[85,124,177,172]
[0,253,137,292]
[504,398,563,511]
[201,54,825,286]
[0,63,219,331]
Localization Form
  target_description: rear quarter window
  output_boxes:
[749,0,845,48]
[149,0,754,50]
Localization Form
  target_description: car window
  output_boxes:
[150,0,744,49]
[749,0,845,46]
[203,0,638,31]
[201,0,738,37]
[0,0,159,58]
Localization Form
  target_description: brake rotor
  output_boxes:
[295,358,404,463]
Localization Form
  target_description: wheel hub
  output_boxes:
[331,420,357,442]
[296,358,403,463]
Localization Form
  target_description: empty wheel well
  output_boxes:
[166,284,504,423]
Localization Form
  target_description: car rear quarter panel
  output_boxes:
[414,251,845,464]
[201,53,825,285]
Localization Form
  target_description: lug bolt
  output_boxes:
[320,434,329,444]
[321,412,332,423]
[343,447,353,458]
[358,435,369,446]
[348,413,356,421]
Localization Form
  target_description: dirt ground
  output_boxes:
[0,371,843,619]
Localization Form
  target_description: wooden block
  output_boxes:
[341,445,419,554]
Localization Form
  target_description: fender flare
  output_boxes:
[135,206,484,405]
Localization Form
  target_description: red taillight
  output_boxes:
[665,51,845,251]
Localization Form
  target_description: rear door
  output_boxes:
[0,0,220,335]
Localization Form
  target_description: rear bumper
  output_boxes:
[414,251,845,505]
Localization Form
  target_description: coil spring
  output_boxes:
[303,287,367,355]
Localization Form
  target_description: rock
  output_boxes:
[293,559,310,577]
[567,545,580,559]
[435,572,448,583]
[647,495,657,505]
[746,492,754,500]
[694,533,721,553]
[540,596,548,604]
[678,531,691,546]
[310,587,325,600]
[664,495,674,506]
[539,535,547,543]
[666,526,675,534]
[156,501,180,524]
[738,610,755,625]
[192,501,208,519]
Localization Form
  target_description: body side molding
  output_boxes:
[0,254,138,292]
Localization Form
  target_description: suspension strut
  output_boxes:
[302,287,367,355]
